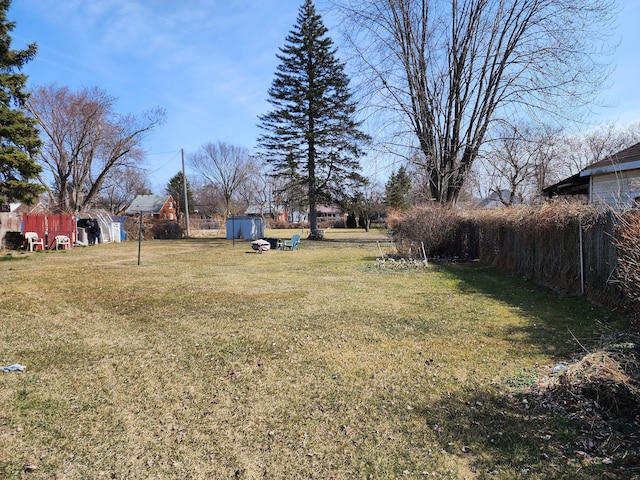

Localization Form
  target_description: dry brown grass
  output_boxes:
[0,232,632,479]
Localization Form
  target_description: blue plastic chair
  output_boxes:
[283,234,301,250]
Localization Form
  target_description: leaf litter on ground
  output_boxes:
[506,333,640,478]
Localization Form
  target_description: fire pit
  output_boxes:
[251,239,271,253]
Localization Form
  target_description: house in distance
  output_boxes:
[125,195,177,220]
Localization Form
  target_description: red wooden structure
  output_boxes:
[22,214,77,250]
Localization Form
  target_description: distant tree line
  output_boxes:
[1,0,630,225]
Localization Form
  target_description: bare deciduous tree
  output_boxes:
[94,165,151,214]
[352,179,385,231]
[235,157,269,214]
[190,177,225,217]
[557,122,640,175]
[335,0,616,205]
[470,121,640,204]
[189,141,251,215]
[27,84,165,212]
[479,124,561,205]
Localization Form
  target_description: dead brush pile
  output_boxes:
[123,215,184,240]
[548,334,640,418]
[387,206,478,258]
[522,334,640,470]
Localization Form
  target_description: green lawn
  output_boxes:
[0,231,632,479]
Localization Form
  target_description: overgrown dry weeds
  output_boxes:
[0,233,636,479]
[502,333,640,480]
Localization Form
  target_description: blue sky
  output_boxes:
[8,0,640,193]
[10,0,316,192]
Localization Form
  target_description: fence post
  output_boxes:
[579,220,585,296]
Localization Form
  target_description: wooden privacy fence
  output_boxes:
[476,210,620,305]
[391,206,622,307]
[23,213,77,249]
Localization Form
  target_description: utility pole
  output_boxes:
[182,148,191,238]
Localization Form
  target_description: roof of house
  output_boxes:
[10,201,49,214]
[244,205,285,215]
[125,195,173,214]
[316,204,342,213]
[580,141,640,177]
[478,189,523,208]
[542,172,589,197]
[543,141,640,197]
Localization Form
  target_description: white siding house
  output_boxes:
[543,142,640,209]
[588,170,640,209]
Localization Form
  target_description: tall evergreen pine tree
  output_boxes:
[166,171,194,215]
[0,0,43,205]
[385,166,411,210]
[258,0,368,236]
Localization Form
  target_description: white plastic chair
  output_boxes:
[24,232,45,251]
[54,235,71,250]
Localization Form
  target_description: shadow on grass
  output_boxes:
[424,262,639,478]
[438,262,625,358]
[414,384,639,479]
[0,254,30,262]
